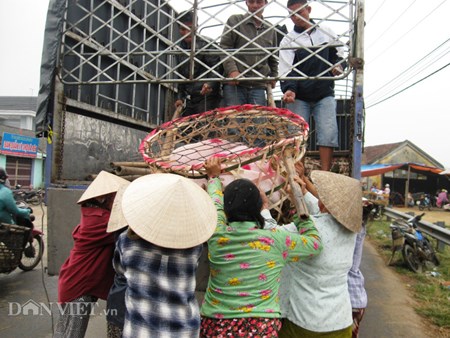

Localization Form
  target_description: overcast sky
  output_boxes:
[0,0,449,168]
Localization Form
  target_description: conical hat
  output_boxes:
[106,182,130,233]
[311,170,362,233]
[77,171,130,204]
[121,173,217,249]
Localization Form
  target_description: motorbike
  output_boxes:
[369,204,383,220]
[0,203,44,273]
[388,212,440,273]
[12,185,44,206]
[416,194,432,211]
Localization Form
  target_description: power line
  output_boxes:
[366,38,450,100]
[367,46,449,104]
[366,62,450,109]
[366,0,417,51]
[366,0,387,25]
[367,51,450,105]
[367,0,446,65]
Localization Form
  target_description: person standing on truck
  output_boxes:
[220,0,278,106]
[279,0,346,171]
[174,10,222,116]
[200,157,322,337]
[54,171,129,338]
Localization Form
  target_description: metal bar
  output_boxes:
[64,98,156,130]
[383,208,450,246]
[351,0,364,179]
[60,0,355,85]
[404,165,411,208]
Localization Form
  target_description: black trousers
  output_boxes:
[183,95,221,116]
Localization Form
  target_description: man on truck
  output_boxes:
[279,0,345,171]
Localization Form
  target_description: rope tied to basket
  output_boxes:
[139,105,309,221]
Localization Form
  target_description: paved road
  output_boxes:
[1,204,445,337]
[1,242,436,337]
[360,241,431,338]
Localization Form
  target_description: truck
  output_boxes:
[35,0,365,274]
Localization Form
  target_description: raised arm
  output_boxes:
[204,157,226,227]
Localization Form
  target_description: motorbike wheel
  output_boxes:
[18,234,44,271]
[423,238,440,266]
[418,205,424,211]
[29,196,42,206]
[402,244,422,273]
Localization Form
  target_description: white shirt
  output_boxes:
[278,25,345,78]
[264,193,356,332]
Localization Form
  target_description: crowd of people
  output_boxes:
[1,1,369,337]
[367,183,449,210]
[44,155,369,337]
[174,0,344,171]
[2,1,449,337]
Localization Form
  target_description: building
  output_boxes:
[362,140,449,205]
[0,96,46,188]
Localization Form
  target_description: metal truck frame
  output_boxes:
[35,0,365,273]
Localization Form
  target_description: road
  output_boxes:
[0,205,447,337]
[360,241,432,338]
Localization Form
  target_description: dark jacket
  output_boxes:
[176,36,222,102]
[281,25,346,102]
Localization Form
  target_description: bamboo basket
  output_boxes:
[139,105,309,221]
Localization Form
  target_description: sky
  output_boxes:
[0,0,449,168]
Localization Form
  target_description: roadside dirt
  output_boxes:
[366,239,450,338]
[31,204,449,336]
[391,206,450,226]
[368,207,450,337]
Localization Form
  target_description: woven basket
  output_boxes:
[140,105,309,221]
[0,223,28,273]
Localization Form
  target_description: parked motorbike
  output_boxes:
[12,185,44,206]
[416,194,432,211]
[369,203,384,221]
[388,212,439,272]
[0,203,44,273]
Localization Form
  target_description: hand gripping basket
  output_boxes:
[139,105,309,221]
[0,223,28,273]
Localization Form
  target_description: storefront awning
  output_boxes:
[361,163,445,177]
[361,164,404,177]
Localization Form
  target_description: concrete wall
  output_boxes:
[47,188,83,275]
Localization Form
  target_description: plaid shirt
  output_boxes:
[347,225,368,309]
[114,231,203,338]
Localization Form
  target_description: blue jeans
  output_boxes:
[223,85,267,106]
[287,96,339,148]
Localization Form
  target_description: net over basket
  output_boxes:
[139,105,309,221]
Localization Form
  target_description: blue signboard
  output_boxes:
[1,132,39,158]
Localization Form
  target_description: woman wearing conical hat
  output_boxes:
[114,173,217,338]
[54,171,129,338]
[271,169,362,338]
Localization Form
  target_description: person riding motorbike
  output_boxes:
[0,168,31,225]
